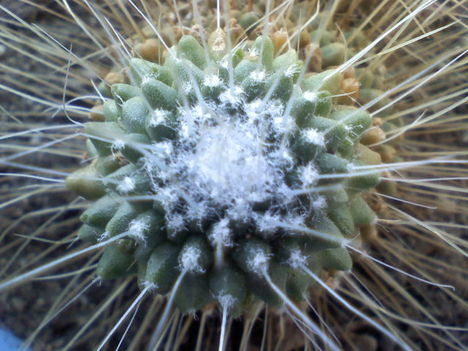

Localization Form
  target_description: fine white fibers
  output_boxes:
[203,74,223,88]
[312,196,327,210]
[209,218,233,247]
[285,64,301,78]
[299,164,319,186]
[128,218,149,242]
[255,212,283,235]
[117,176,135,194]
[188,124,274,201]
[166,213,185,234]
[182,82,193,94]
[112,139,126,151]
[303,128,325,146]
[179,246,204,273]
[248,249,270,274]
[303,91,318,102]
[287,249,308,269]
[217,294,236,309]
[219,86,244,105]
[249,70,267,82]
[142,79,322,242]
[142,281,157,291]
[150,109,169,126]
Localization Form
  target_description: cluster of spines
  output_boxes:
[67,20,387,315]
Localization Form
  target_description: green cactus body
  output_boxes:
[67,30,382,315]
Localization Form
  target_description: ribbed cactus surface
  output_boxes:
[66,30,382,314]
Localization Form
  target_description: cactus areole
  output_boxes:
[66,30,382,315]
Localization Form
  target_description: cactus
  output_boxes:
[67,32,383,315]
[0,1,466,350]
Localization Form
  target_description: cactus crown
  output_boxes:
[67,17,383,315]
